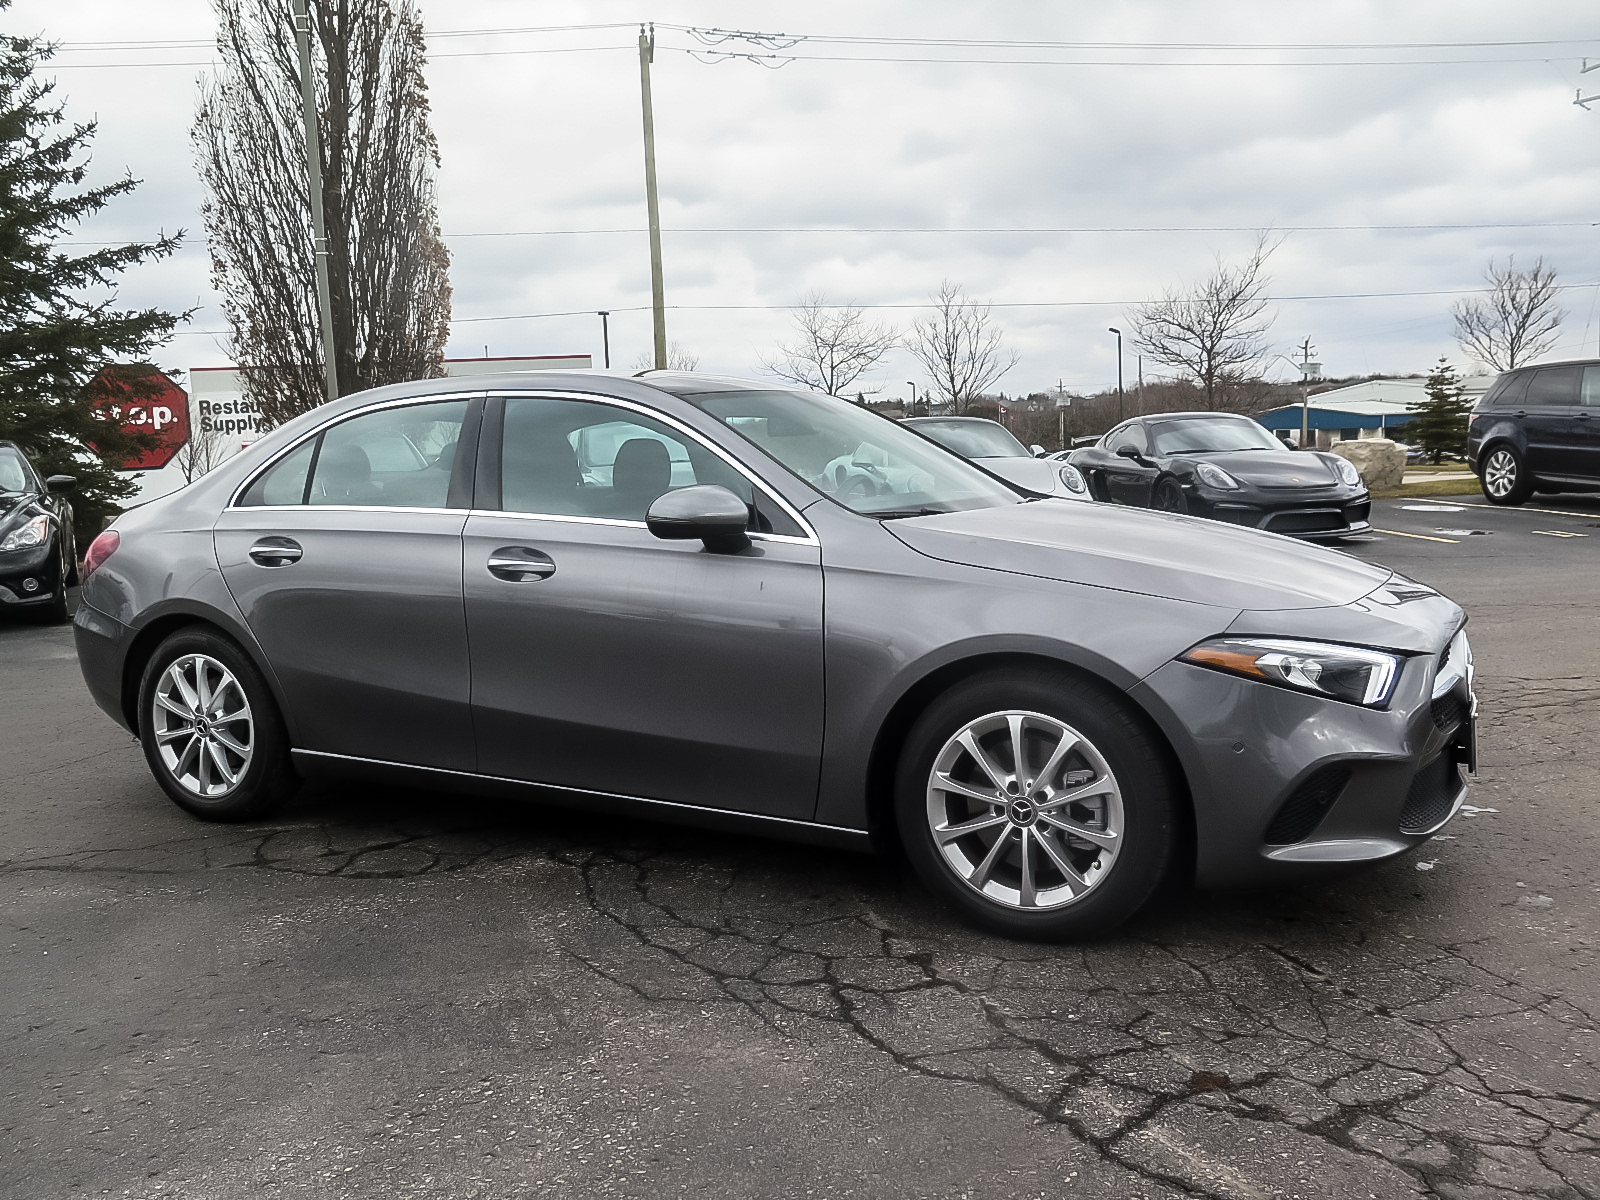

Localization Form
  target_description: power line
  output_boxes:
[437,221,1598,238]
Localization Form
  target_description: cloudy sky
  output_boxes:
[18,0,1600,402]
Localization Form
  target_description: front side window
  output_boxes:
[682,388,1019,517]
[1105,424,1148,455]
[498,396,799,534]
[238,399,468,508]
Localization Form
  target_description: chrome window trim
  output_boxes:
[228,392,485,510]
[489,388,820,545]
[221,504,465,518]
[463,508,817,547]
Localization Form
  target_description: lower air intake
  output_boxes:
[1264,765,1352,845]
[1399,756,1463,834]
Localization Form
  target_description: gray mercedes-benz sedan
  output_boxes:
[73,372,1477,939]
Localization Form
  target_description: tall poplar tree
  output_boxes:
[194,0,452,429]
[0,6,186,530]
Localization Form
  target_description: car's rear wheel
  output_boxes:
[137,628,297,821]
[895,666,1178,940]
[1151,477,1188,514]
[1481,445,1532,505]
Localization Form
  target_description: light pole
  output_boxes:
[596,311,611,369]
[1108,327,1125,422]
[291,0,338,402]
[906,381,918,416]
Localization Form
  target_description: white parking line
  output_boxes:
[1531,530,1589,538]
[1373,528,1459,543]
[1449,500,1600,520]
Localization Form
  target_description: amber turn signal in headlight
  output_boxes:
[1180,637,1402,707]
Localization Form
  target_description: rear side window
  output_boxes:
[1525,366,1581,407]
[237,399,469,508]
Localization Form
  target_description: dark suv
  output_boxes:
[1468,359,1600,504]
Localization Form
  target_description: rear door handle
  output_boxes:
[487,546,556,582]
[248,536,302,567]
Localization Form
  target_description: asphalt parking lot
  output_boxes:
[3,492,1598,1199]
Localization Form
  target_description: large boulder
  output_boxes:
[1329,438,1405,492]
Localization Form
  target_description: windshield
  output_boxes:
[910,419,1030,459]
[683,389,1021,516]
[1149,417,1281,455]
[0,448,30,493]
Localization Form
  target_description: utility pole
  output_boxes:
[291,0,339,402]
[906,381,917,416]
[1108,327,1125,422]
[638,24,667,371]
[597,311,611,369]
[1296,336,1320,448]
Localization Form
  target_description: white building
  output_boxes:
[1257,375,1493,449]
[126,354,592,504]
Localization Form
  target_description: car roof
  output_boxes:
[628,371,801,396]
[1136,411,1257,423]
[903,416,1001,426]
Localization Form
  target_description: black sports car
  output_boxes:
[1068,412,1372,540]
[0,440,78,622]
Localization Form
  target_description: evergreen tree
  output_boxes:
[1410,358,1474,464]
[0,6,186,531]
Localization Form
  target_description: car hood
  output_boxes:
[885,499,1394,612]
[1185,449,1341,487]
[976,455,1087,499]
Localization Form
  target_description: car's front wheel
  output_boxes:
[137,628,297,821]
[1151,477,1188,514]
[1481,445,1532,505]
[895,666,1178,940]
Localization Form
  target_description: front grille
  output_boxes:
[1266,510,1346,534]
[1399,756,1463,834]
[1264,765,1352,845]
[1431,691,1467,733]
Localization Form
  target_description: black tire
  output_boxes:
[64,526,80,585]
[32,541,70,624]
[1151,477,1188,514]
[1479,444,1532,506]
[137,627,298,821]
[894,666,1178,940]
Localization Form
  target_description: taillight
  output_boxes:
[81,529,119,578]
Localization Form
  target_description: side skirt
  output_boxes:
[290,749,875,855]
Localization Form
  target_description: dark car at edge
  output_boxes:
[73,373,1474,940]
[0,439,78,623]
[1068,411,1372,539]
[1467,358,1600,504]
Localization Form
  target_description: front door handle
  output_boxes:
[1512,410,1526,418]
[487,546,556,582]
[248,536,302,567]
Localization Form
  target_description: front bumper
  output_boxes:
[1133,634,1475,889]
[1199,492,1372,540]
[0,542,59,606]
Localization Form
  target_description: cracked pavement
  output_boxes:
[3,495,1598,1198]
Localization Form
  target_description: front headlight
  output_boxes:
[1329,455,1363,488]
[1057,463,1087,494]
[0,514,49,552]
[1180,637,1402,707]
[1193,462,1240,490]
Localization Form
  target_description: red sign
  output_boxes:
[89,367,190,470]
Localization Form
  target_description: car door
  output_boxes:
[1101,422,1157,506]
[1577,364,1600,482]
[1521,365,1583,478]
[214,395,481,771]
[462,392,824,820]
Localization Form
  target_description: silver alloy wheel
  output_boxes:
[925,710,1124,911]
[1483,449,1518,499]
[151,653,255,799]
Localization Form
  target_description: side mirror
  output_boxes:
[1115,445,1145,461]
[1029,444,1047,457]
[646,484,751,552]
[45,474,76,490]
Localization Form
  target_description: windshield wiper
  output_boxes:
[870,506,947,519]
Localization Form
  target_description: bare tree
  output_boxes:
[631,341,699,371]
[905,281,1019,414]
[762,293,897,396]
[172,423,233,484]
[194,0,452,429]
[1451,256,1564,371]
[1128,235,1277,411]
